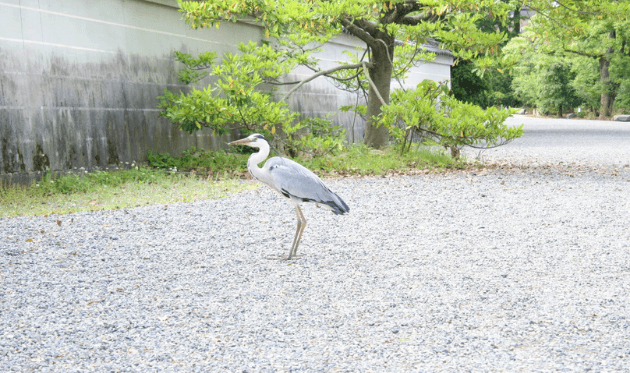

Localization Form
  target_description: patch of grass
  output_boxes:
[0,144,466,218]
[302,144,465,176]
[0,168,256,218]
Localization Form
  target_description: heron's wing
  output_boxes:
[265,157,349,215]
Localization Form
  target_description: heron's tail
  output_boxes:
[325,193,349,215]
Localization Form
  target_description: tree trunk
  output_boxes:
[599,32,616,119]
[599,56,614,118]
[363,38,394,149]
[448,145,460,160]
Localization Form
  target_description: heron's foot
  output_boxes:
[265,254,302,260]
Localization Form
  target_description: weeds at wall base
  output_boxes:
[1,145,468,217]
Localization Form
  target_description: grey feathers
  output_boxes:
[264,157,349,215]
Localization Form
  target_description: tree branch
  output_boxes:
[526,5,573,31]
[380,1,422,24]
[279,62,369,102]
[268,67,365,86]
[354,18,382,39]
[264,79,303,86]
[562,47,602,59]
[328,68,365,82]
[553,0,599,15]
[340,18,379,49]
[415,127,516,149]
[537,43,602,59]
[400,13,436,25]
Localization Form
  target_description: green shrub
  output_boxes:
[147,148,248,173]
[381,80,523,159]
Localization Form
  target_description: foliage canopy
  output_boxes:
[160,0,522,154]
[504,1,630,117]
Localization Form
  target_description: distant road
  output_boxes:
[466,115,630,168]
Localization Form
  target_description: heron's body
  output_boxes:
[249,155,349,215]
[229,133,349,259]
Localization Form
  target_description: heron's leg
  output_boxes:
[266,205,304,261]
[289,205,307,259]
[287,205,303,260]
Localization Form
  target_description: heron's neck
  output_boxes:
[247,141,270,181]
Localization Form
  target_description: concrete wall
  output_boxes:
[0,0,452,187]
[0,0,259,186]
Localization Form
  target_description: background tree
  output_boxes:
[451,62,490,107]
[503,36,542,109]
[538,61,580,117]
[175,0,514,148]
[610,48,630,112]
[451,0,522,108]
[570,56,602,113]
[504,37,587,116]
[519,0,630,117]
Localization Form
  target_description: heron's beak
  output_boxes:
[228,138,252,146]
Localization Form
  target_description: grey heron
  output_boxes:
[228,133,349,259]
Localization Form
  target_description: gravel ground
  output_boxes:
[1,116,630,372]
[466,115,630,169]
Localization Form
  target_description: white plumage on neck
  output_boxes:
[246,138,271,183]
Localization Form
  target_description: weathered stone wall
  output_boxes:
[0,0,260,186]
[0,0,452,187]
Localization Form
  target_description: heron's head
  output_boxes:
[228,133,267,148]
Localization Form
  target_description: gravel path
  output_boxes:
[2,116,630,372]
[466,115,630,169]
